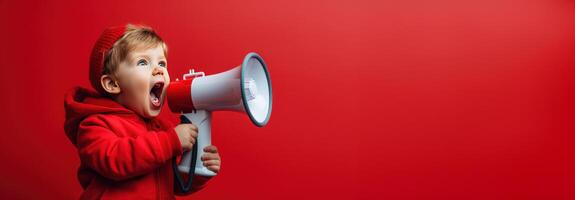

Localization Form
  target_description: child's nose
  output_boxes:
[152,66,164,76]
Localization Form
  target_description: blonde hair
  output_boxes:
[102,24,168,75]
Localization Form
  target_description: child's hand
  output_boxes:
[201,145,221,174]
[174,124,198,151]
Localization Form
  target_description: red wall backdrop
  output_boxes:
[1,0,575,199]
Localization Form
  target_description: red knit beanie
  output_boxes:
[89,26,127,94]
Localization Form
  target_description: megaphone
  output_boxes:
[167,52,272,192]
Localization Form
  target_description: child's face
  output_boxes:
[114,45,170,118]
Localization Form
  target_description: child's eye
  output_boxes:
[158,61,167,68]
[137,59,148,66]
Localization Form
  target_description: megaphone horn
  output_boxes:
[168,52,272,126]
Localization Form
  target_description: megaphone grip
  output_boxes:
[172,115,198,193]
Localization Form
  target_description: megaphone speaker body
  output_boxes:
[167,52,272,177]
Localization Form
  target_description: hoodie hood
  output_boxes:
[64,87,134,146]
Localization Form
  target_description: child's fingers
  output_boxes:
[204,159,221,173]
[189,124,198,132]
[203,159,221,167]
[203,145,218,153]
[201,152,220,161]
[202,150,221,173]
[206,165,220,173]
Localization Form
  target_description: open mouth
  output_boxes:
[150,81,164,108]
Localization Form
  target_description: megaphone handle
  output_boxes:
[172,115,198,193]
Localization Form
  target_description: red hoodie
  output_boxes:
[64,87,210,199]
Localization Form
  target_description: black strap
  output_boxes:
[173,115,198,193]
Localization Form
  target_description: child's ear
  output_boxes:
[100,74,121,95]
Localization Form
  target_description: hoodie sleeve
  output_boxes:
[76,115,183,181]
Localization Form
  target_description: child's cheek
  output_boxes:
[126,71,151,103]
[164,71,170,84]
[137,74,151,97]
[162,69,170,87]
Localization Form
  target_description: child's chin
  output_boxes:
[143,108,162,118]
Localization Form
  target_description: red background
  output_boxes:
[1,0,575,199]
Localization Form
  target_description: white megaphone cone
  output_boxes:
[167,52,272,192]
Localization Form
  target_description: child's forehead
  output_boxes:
[128,44,166,58]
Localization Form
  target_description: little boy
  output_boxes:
[64,24,221,199]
